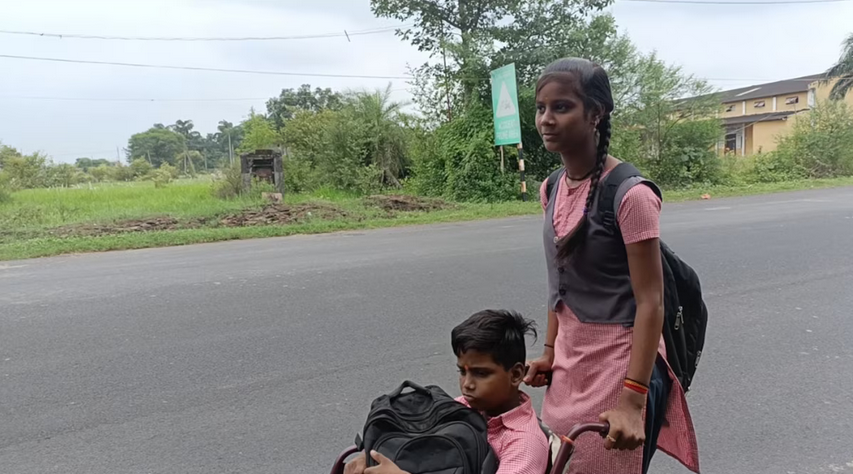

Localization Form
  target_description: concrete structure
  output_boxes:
[240,149,284,194]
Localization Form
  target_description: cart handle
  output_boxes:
[549,422,610,474]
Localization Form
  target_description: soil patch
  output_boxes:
[50,216,196,237]
[218,203,349,227]
[364,195,452,212]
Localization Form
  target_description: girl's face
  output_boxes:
[535,78,598,155]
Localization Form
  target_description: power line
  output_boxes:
[0,54,412,79]
[621,0,849,4]
[0,25,411,42]
[0,95,269,102]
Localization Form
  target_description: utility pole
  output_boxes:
[228,132,234,166]
[442,23,452,122]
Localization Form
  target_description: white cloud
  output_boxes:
[1,0,850,162]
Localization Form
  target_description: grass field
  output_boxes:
[2,175,853,261]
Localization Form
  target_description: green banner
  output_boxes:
[490,64,522,146]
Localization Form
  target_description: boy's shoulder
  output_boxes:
[455,393,549,446]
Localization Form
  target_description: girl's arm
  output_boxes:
[624,238,665,390]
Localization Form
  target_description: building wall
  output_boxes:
[750,118,796,154]
[811,79,853,106]
[776,91,808,113]
[744,125,754,155]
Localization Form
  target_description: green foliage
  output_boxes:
[89,164,113,182]
[159,163,179,180]
[410,103,517,202]
[824,32,853,101]
[239,112,282,154]
[127,127,186,167]
[74,157,112,172]
[613,53,723,187]
[0,152,48,189]
[148,168,174,188]
[773,100,853,178]
[266,84,343,129]
[211,162,244,199]
[129,158,154,179]
[0,172,13,203]
[111,163,136,182]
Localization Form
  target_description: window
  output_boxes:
[754,100,766,108]
[725,104,735,112]
[725,133,738,152]
[786,96,799,105]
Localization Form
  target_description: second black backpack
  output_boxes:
[357,380,498,474]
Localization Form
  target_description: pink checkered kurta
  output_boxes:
[456,392,550,474]
[539,169,700,474]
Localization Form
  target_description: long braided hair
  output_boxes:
[536,58,614,261]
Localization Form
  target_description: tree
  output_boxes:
[239,112,282,153]
[611,53,722,186]
[89,164,112,182]
[0,152,48,189]
[129,158,154,178]
[169,119,206,152]
[825,32,853,100]
[265,84,344,129]
[346,84,411,187]
[371,0,612,105]
[75,158,112,172]
[127,127,186,167]
[0,142,22,169]
[773,100,853,178]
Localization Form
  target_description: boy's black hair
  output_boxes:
[451,310,538,370]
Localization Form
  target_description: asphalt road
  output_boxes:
[2,186,853,474]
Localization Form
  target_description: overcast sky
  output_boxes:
[2,0,851,163]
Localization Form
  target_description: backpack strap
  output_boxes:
[599,163,662,229]
[544,167,564,204]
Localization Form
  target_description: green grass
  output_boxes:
[2,176,852,261]
[663,176,853,202]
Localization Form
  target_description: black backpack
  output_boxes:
[356,380,498,474]
[545,163,708,392]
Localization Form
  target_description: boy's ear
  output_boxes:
[509,363,525,387]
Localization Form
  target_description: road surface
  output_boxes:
[2,186,853,474]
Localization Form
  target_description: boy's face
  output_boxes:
[456,350,524,417]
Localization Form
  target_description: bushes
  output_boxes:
[773,101,853,179]
[409,103,517,202]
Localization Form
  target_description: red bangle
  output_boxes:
[624,379,649,396]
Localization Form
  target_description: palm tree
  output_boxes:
[348,84,410,187]
[825,33,853,100]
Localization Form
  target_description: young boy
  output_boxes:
[345,309,550,474]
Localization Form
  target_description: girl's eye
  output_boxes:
[536,105,545,113]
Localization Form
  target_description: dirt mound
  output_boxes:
[52,217,193,237]
[364,195,452,212]
[218,203,348,227]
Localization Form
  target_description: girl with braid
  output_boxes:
[524,58,700,474]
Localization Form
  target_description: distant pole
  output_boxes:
[228,133,234,165]
[442,24,452,122]
[146,151,152,165]
[500,146,505,174]
[116,146,120,163]
[518,143,527,202]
